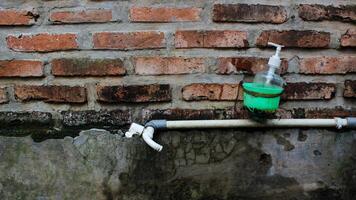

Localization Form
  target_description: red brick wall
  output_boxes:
[0,1,355,132]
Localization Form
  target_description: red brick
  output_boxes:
[256,30,330,48]
[0,60,43,77]
[299,56,356,74]
[97,84,171,103]
[213,4,287,24]
[282,82,336,100]
[340,29,356,47]
[182,83,242,101]
[51,58,126,76]
[0,88,8,104]
[50,9,112,24]
[175,30,248,48]
[298,4,356,22]
[217,57,288,75]
[130,7,201,22]
[134,57,205,75]
[7,33,78,52]
[93,31,165,50]
[0,9,38,25]
[14,85,86,103]
[344,80,356,98]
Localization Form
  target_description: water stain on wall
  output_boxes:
[0,129,355,200]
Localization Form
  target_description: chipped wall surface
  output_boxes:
[0,129,356,200]
[0,0,355,199]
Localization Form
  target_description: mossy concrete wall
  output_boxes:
[1,129,355,200]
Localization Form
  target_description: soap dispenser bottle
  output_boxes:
[253,42,285,88]
[242,42,286,116]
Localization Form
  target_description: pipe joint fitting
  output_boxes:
[145,120,167,130]
[142,126,163,152]
[347,117,356,129]
[335,117,348,129]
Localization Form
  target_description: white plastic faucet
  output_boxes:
[125,123,163,151]
[125,123,145,138]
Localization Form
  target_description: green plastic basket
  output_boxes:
[242,82,283,112]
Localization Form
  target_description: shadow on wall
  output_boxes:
[0,128,355,200]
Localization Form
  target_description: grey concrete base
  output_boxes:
[0,129,355,200]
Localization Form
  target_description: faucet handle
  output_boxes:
[125,123,145,138]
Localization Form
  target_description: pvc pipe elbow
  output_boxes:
[142,126,163,152]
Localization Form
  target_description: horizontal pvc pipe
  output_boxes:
[130,118,354,152]
[166,119,347,129]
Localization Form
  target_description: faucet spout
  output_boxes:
[142,126,163,152]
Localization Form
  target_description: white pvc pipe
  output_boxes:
[166,119,347,129]
[142,126,163,152]
[133,118,351,152]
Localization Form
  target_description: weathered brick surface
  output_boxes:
[221,107,250,119]
[301,107,356,118]
[0,9,38,25]
[0,60,43,77]
[7,33,78,52]
[50,9,112,24]
[298,4,356,22]
[182,83,241,101]
[0,112,52,127]
[282,82,336,100]
[142,108,223,121]
[344,80,356,98]
[340,29,356,47]
[134,57,205,75]
[299,56,356,74]
[52,58,126,76]
[256,30,330,48]
[130,7,201,22]
[97,84,171,103]
[213,4,287,24]
[14,85,86,103]
[0,88,8,104]
[217,57,288,75]
[93,31,165,50]
[142,107,276,121]
[61,110,131,127]
[143,107,293,120]
[175,30,248,48]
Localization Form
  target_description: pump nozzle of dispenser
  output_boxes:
[266,42,284,85]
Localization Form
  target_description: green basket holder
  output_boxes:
[242,82,283,112]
